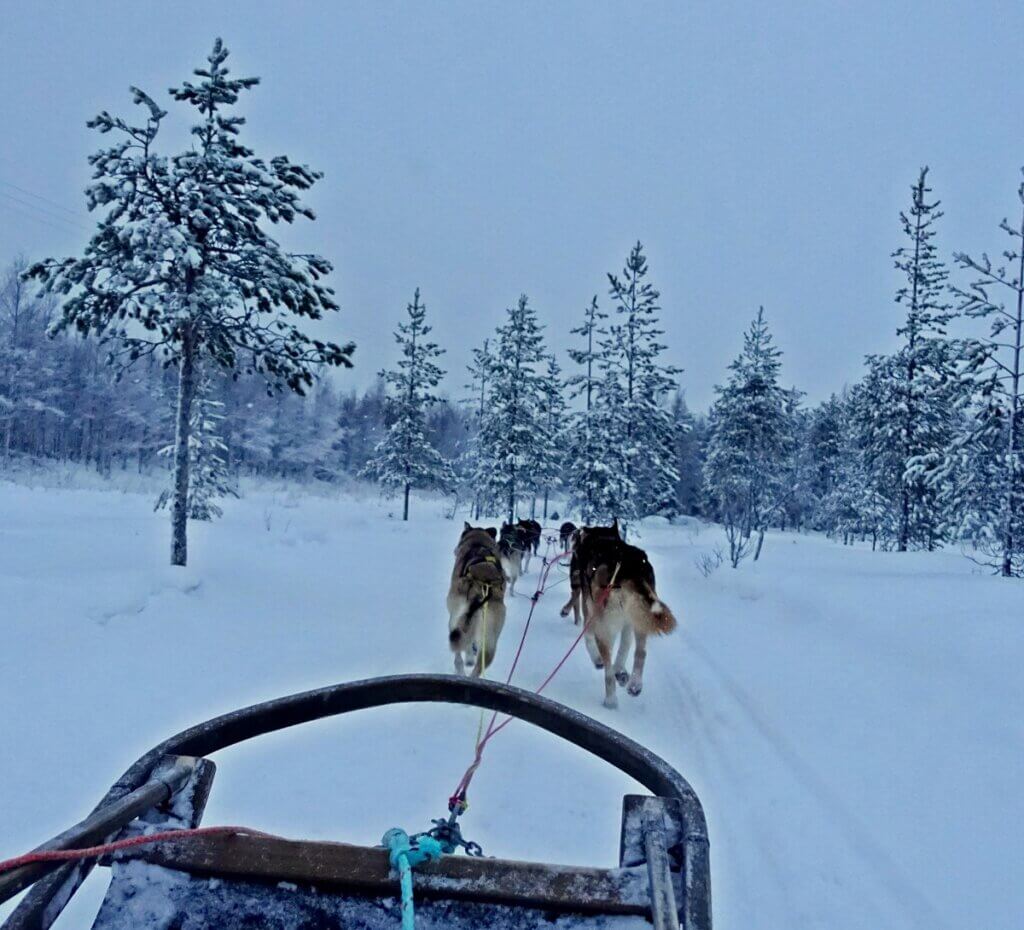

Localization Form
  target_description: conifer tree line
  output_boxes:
[0,41,1021,576]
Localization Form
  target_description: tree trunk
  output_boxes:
[171,333,196,567]
[898,485,910,552]
[753,528,766,561]
[1002,262,1023,576]
[403,483,410,521]
[543,489,549,520]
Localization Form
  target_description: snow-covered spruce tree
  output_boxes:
[25,40,352,565]
[703,308,788,565]
[589,364,640,524]
[362,288,453,519]
[950,170,1024,576]
[475,294,547,523]
[463,338,494,519]
[884,167,960,550]
[806,394,847,530]
[156,367,236,520]
[832,377,896,548]
[672,392,705,517]
[564,295,610,522]
[527,355,568,520]
[602,243,682,517]
[777,388,813,532]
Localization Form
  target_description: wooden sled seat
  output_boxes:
[92,831,666,929]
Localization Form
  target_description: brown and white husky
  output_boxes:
[447,523,507,676]
[561,520,677,708]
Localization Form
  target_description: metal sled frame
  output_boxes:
[0,674,711,929]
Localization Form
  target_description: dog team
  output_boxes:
[447,517,677,709]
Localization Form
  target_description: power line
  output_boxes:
[0,196,85,237]
[0,177,84,221]
[0,190,88,233]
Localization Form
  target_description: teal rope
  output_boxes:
[381,828,444,930]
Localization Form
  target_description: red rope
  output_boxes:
[451,542,585,804]
[0,826,274,877]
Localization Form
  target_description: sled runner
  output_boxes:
[0,675,711,930]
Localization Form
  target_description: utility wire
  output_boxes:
[0,177,84,220]
[0,196,84,237]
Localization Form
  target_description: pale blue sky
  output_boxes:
[2,1,1022,409]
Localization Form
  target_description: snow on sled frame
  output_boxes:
[0,674,711,930]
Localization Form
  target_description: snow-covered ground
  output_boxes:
[1,478,1021,929]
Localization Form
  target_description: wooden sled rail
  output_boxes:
[2,674,711,930]
[123,832,666,916]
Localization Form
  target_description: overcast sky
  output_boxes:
[2,1,1022,410]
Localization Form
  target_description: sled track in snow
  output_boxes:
[676,628,947,930]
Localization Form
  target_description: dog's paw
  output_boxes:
[615,670,629,686]
[593,659,605,670]
[603,695,619,709]
[627,681,643,697]
[560,606,571,618]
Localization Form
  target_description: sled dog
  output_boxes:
[448,523,507,676]
[559,522,620,626]
[498,522,527,594]
[559,521,577,552]
[517,518,542,571]
[560,520,677,708]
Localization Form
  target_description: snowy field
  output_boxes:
[1,478,1022,930]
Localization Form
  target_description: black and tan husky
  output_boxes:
[560,520,677,708]
[498,522,527,594]
[558,521,577,552]
[448,523,507,676]
[516,518,542,571]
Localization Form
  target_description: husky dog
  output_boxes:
[498,522,527,595]
[516,518,542,571]
[561,520,677,709]
[559,522,619,625]
[559,521,577,552]
[448,523,507,676]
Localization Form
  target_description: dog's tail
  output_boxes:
[636,579,678,635]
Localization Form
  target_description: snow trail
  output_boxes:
[1,486,1021,929]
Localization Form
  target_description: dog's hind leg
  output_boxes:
[581,598,602,667]
[595,630,617,709]
[613,625,633,686]
[584,629,602,668]
[627,631,648,696]
[470,602,504,677]
[454,650,466,675]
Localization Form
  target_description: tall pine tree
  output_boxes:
[704,308,788,565]
[565,296,612,521]
[26,39,352,565]
[950,170,1024,576]
[463,338,494,518]
[887,167,959,550]
[363,289,452,519]
[526,355,567,519]
[601,243,681,518]
[475,294,547,523]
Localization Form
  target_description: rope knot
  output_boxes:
[447,793,468,816]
